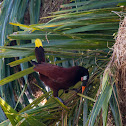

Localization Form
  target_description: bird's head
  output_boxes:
[78,66,89,93]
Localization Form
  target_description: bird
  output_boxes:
[32,39,89,103]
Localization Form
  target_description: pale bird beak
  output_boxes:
[81,76,88,93]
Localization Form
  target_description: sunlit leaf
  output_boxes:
[8,55,35,67]
[88,71,113,126]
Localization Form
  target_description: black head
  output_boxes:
[78,66,89,86]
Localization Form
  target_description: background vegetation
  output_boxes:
[0,0,126,125]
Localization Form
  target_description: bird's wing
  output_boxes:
[33,62,74,83]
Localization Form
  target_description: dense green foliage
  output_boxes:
[0,0,125,125]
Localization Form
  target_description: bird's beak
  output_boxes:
[82,85,86,93]
[81,80,87,94]
[81,75,88,93]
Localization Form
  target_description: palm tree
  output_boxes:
[0,0,126,125]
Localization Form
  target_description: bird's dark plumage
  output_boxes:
[35,46,45,63]
[33,62,89,97]
[33,39,89,102]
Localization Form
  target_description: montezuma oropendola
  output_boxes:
[32,39,89,103]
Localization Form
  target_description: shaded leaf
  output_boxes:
[0,67,34,86]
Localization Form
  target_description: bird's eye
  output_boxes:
[81,76,87,81]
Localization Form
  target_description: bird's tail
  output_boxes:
[35,39,45,63]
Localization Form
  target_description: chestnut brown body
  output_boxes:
[33,39,89,100]
[33,63,89,97]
